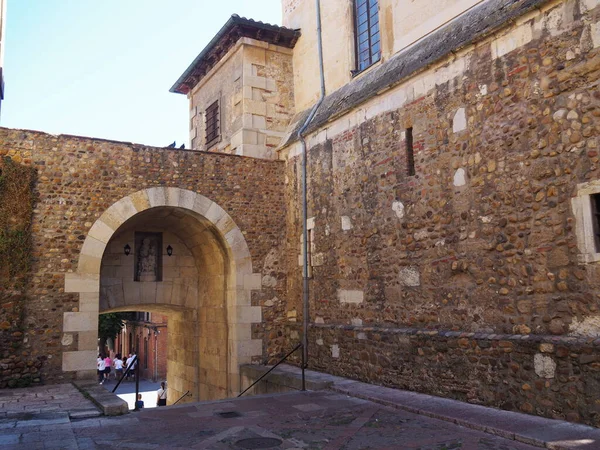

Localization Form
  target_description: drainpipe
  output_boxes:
[298,0,326,371]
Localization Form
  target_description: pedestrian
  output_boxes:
[156,381,167,406]
[125,353,133,380]
[135,394,144,410]
[114,355,124,381]
[130,351,138,380]
[97,354,106,385]
[103,354,112,382]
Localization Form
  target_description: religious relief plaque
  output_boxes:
[134,232,163,282]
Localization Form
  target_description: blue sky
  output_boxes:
[2,1,281,147]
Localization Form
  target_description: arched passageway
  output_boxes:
[62,188,263,403]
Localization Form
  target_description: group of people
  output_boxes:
[96,352,137,384]
[97,351,167,408]
[135,382,168,409]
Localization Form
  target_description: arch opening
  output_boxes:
[63,188,263,403]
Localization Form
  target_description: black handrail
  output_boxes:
[173,390,191,405]
[237,342,304,398]
[112,355,138,394]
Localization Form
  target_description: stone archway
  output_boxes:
[62,187,263,399]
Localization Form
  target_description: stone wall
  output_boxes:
[0,156,42,388]
[309,325,600,425]
[281,0,600,425]
[0,128,287,385]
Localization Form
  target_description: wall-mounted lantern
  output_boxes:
[124,244,131,256]
[166,245,173,257]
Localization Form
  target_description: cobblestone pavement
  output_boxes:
[0,390,542,449]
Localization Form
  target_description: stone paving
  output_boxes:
[0,383,100,419]
[1,389,542,450]
[1,378,600,449]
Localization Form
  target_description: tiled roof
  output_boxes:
[170,15,301,95]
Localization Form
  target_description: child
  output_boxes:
[135,394,144,410]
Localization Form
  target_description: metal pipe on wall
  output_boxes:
[297,0,326,369]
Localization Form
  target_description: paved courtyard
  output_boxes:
[0,389,542,450]
[1,379,599,449]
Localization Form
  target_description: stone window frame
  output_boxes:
[571,180,600,264]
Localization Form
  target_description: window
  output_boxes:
[406,127,415,176]
[205,100,220,147]
[591,194,600,252]
[354,0,380,72]
[571,182,600,263]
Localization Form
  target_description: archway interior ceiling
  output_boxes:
[99,206,229,316]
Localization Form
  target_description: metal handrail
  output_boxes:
[237,342,304,398]
[112,355,138,394]
[173,390,191,405]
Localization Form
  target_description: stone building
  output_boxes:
[0,0,599,427]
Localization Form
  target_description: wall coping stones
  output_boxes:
[310,323,600,347]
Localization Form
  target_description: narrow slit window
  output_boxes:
[591,193,600,252]
[205,100,220,147]
[307,228,314,278]
[354,0,380,72]
[406,127,415,176]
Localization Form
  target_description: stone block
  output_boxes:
[165,187,181,207]
[399,266,421,287]
[192,194,214,217]
[178,256,196,267]
[147,187,167,207]
[216,213,236,236]
[205,202,226,225]
[184,286,198,309]
[164,266,181,278]
[80,236,106,260]
[242,273,262,290]
[453,108,467,133]
[244,100,267,116]
[245,75,267,90]
[65,273,100,293]
[179,189,196,210]
[63,312,97,332]
[252,114,267,129]
[111,197,139,222]
[341,216,353,231]
[79,293,100,312]
[232,338,263,358]
[63,350,96,372]
[228,322,252,342]
[129,189,151,212]
[78,254,102,275]
[123,282,141,305]
[231,130,243,148]
[78,331,98,351]
[492,23,533,59]
[266,78,277,92]
[244,46,266,65]
[140,282,157,304]
[338,289,364,304]
[156,280,173,303]
[87,219,115,244]
[229,305,262,324]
